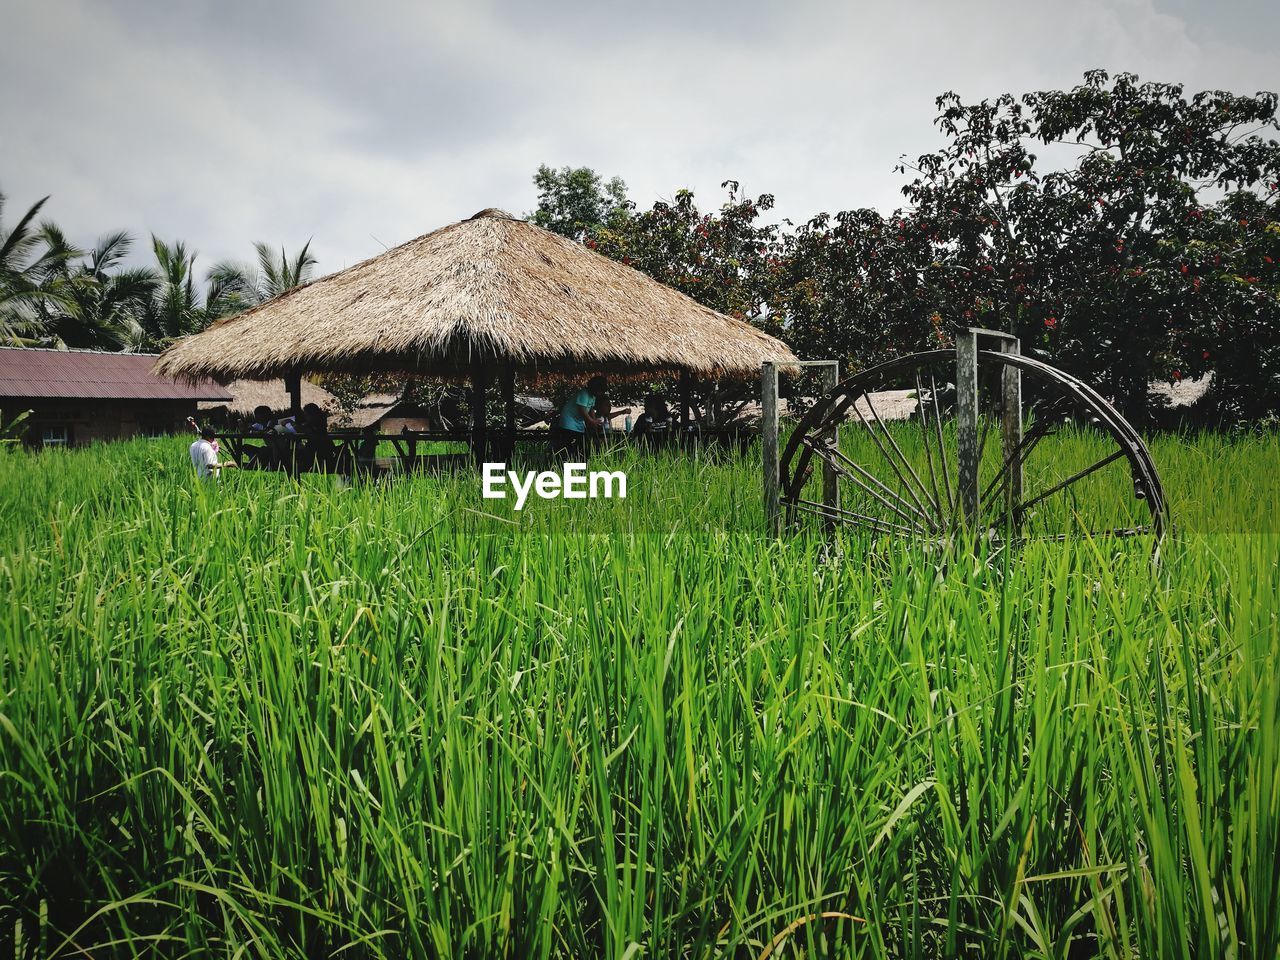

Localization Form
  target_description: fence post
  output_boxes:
[762,362,780,536]
[819,361,840,522]
[956,331,980,523]
[999,337,1022,517]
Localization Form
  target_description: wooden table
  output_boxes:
[216,426,756,474]
[217,429,553,473]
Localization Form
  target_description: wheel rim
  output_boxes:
[779,349,1168,544]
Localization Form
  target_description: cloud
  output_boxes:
[1,0,1275,279]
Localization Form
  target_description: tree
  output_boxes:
[39,231,156,350]
[591,180,780,324]
[1177,189,1280,420]
[590,181,783,421]
[141,237,204,345]
[3,190,321,355]
[898,70,1280,422]
[206,240,317,318]
[773,207,949,371]
[0,192,77,343]
[528,165,629,240]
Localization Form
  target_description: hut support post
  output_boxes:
[501,363,516,463]
[284,370,302,417]
[761,362,780,536]
[471,362,490,467]
[678,369,692,442]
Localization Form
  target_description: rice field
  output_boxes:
[1,430,1278,958]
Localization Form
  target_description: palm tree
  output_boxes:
[206,240,316,318]
[141,236,204,345]
[42,232,157,350]
[0,192,77,343]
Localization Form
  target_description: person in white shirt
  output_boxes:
[189,425,237,479]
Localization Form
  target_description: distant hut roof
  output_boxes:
[337,395,402,430]
[197,377,338,417]
[155,209,798,382]
[0,346,230,401]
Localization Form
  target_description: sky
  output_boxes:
[2,0,1276,277]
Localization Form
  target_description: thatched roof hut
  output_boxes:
[155,208,797,382]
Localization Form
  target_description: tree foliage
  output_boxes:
[528,164,630,240]
[898,70,1280,421]
[546,72,1279,424]
[773,208,950,369]
[0,193,76,343]
[207,241,317,319]
[0,187,317,353]
[591,180,780,322]
[39,232,156,350]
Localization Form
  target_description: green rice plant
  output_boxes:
[0,431,1276,957]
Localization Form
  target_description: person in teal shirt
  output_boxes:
[552,375,607,458]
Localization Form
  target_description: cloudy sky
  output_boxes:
[3,0,1275,275]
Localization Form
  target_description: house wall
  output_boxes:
[6,398,202,448]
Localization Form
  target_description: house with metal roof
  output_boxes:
[0,347,232,448]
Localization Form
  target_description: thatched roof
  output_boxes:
[197,377,337,417]
[336,395,402,430]
[155,209,798,382]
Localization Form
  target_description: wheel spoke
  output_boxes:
[852,395,940,527]
[804,436,939,531]
[978,393,1078,522]
[865,390,942,521]
[979,414,1057,510]
[791,498,929,538]
[1014,448,1128,518]
[915,373,946,524]
[928,372,956,516]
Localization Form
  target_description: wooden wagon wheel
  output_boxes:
[778,335,1167,545]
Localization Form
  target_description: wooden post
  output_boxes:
[956,330,980,524]
[819,361,840,521]
[678,368,692,444]
[501,362,516,463]
[999,337,1023,519]
[284,370,302,417]
[471,361,490,467]
[761,362,780,536]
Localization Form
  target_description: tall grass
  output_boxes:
[0,432,1277,957]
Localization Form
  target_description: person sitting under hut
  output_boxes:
[552,375,607,459]
[355,424,381,478]
[630,392,674,446]
[591,392,631,438]
[245,404,285,468]
[249,405,277,432]
[298,403,337,471]
[277,402,329,436]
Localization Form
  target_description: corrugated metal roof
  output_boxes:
[0,347,232,401]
